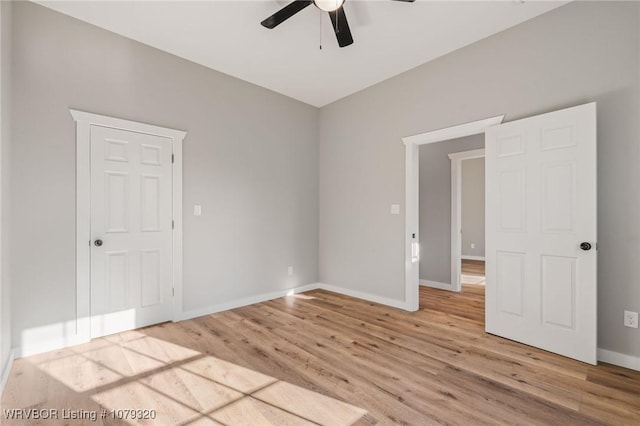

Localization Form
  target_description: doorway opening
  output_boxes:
[417,140,487,323]
[417,140,486,296]
[402,115,503,311]
[450,149,486,292]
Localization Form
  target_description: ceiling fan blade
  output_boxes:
[261,1,313,29]
[328,7,353,48]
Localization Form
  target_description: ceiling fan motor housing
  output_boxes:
[314,0,345,12]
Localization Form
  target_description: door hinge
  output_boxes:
[172,220,175,230]
[172,288,175,296]
[172,154,175,164]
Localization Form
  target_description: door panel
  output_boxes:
[140,249,161,307]
[498,170,525,231]
[485,102,597,364]
[141,144,162,166]
[106,172,129,233]
[541,255,576,329]
[106,250,129,312]
[497,134,525,157]
[496,251,525,317]
[105,138,129,162]
[541,163,575,232]
[141,175,161,231]
[90,125,173,338]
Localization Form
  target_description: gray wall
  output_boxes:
[418,135,483,284]
[461,158,485,258]
[10,2,318,351]
[0,0,12,379]
[319,1,640,358]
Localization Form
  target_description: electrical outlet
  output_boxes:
[287,266,294,276]
[624,310,639,328]
[471,243,475,249]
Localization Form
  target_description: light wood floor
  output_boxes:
[460,258,485,285]
[3,271,640,424]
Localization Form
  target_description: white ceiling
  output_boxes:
[37,1,568,107]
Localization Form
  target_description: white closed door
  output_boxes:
[485,102,597,364]
[90,125,173,338]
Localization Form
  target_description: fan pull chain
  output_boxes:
[319,11,322,50]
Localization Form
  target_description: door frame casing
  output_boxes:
[402,115,503,310]
[448,148,485,292]
[70,109,186,342]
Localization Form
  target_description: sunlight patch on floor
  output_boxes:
[461,274,485,285]
[6,332,367,425]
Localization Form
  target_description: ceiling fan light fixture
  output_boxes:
[314,0,345,12]
[261,0,413,47]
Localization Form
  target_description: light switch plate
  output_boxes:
[391,204,400,215]
[194,204,202,216]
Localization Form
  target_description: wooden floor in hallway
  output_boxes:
[460,258,485,283]
[3,277,640,425]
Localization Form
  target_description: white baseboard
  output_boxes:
[178,282,411,321]
[176,283,321,321]
[597,348,640,371]
[461,255,485,261]
[1,349,15,396]
[419,279,456,291]
[13,339,87,360]
[13,331,88,359]
[316,283,409,310]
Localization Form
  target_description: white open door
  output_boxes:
[485,103,597,364]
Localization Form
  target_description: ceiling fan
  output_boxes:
[261,0,415,48]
